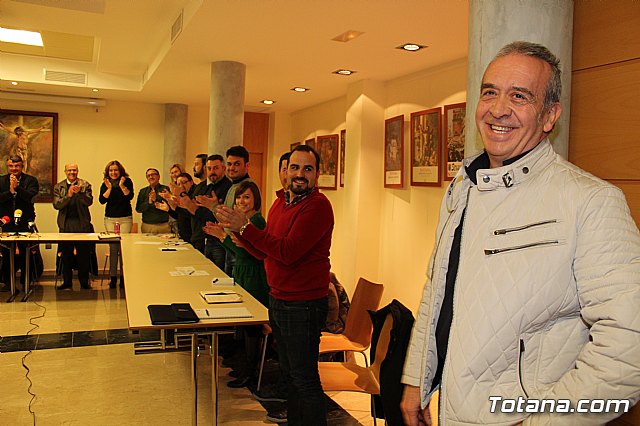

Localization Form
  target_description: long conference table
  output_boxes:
[121,233,269,425]
[1,232,269,425]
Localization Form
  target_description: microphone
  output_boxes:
[14,209,22,226]
[28,221,38,233]
[0,216,10,226]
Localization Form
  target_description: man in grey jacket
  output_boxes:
[53,163,93,290]
[401,41,640,425]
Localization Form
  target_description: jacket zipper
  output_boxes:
[440,186,472,425]
[484,239,559,255]
[493,219,557,235]
[518,339,529,398]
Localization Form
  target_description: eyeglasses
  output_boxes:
[146,173,159,178]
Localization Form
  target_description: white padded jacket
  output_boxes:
[402,140,640,425]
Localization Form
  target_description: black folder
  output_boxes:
[147,303,199,325]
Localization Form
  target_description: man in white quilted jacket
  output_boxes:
[400,41,640,426]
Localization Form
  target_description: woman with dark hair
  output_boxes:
[203,180,268,387]
[99,160,134,288]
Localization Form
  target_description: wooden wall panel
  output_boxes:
[569,59,640,180]
[242,112,269,198]
[611,180,640,227]
[573,0,640,70]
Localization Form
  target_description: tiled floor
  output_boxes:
[0,278,375,425]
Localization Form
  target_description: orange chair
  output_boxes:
[319,277,384,365]
[319,311,392,426]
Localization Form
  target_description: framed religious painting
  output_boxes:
[384,115,404,188]
[339,129,346,187]
[443,102,466,181]
[0,109,58,202]
[316,134,339,190]
[410,107,442,187]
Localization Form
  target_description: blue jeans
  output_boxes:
[269,295,328,426]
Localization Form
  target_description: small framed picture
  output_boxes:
[384,115,404,188]
[316,134,338,190]
[340,129,346,187]
[443,102,466,181]
[410,108,442,187]
[290,141,301,151]
[304,138,316,151]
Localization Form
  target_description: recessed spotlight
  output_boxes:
[291,87,309,92]
[397,43,427,52]
[333,69,356,76]
[92,88,99,92]
[261,99,275,105]
[11,81,18,86]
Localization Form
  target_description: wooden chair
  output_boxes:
[319,311,393,426]
[319,277,384,365]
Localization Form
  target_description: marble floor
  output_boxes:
[0,278,375,425]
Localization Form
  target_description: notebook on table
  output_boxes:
[195,307,253,320]
[200,291,242,304]
[147,303,199,325]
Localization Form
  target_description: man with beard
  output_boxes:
[192,153,207,183]
[180,154,231,268]
[216,145,334,425]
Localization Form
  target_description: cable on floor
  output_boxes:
[21,297,47,426]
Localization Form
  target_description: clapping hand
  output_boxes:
[195,194,217,211]
[203,221,226,240]
[155,201,169,212]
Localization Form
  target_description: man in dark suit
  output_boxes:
[52,163,93,290]
[0,156,39,291]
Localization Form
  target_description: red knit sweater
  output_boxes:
[239,188,334,301]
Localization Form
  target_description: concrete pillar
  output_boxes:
[341,80,385,288]
[163,103,187,176]
[209,61,246,155]
[466,0,574,158]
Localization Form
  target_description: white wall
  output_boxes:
[288,58,467,313]
[0,98,165,269]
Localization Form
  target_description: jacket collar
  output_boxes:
[463,138,556,191]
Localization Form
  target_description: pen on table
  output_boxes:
[212,278,219,283]
[205,309,209,316]
[188,270,195,275]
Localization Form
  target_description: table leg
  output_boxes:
[21,244,32,302]
[211,332,219,426]
[192,333,198,426]
[6,242,17,303]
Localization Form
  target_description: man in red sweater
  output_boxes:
[216,144,334,425]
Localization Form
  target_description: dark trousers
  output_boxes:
[59,241,91,286]
[1,243,27,286]
[269,295,328,426]
[204,238,226,271]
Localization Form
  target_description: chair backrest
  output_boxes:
[343,277,384,346]
[369,312,393,384]
[131,222,139,233]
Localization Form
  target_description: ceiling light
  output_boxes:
[397,43,427,52]
[0,27,43,46]
[261,99,275,105]
[11,81,18,86]
[332,30,365,43]
[333,69,356,76]
[291,87,309,92]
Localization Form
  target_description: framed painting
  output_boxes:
[304,137,316,151]
[339,129,346,187]
[443,102,466,181]
[290,141,301,151]
[384,115,404,188]
[316,134,338,190]
[410,107,441,187]
[0,109,58,202]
